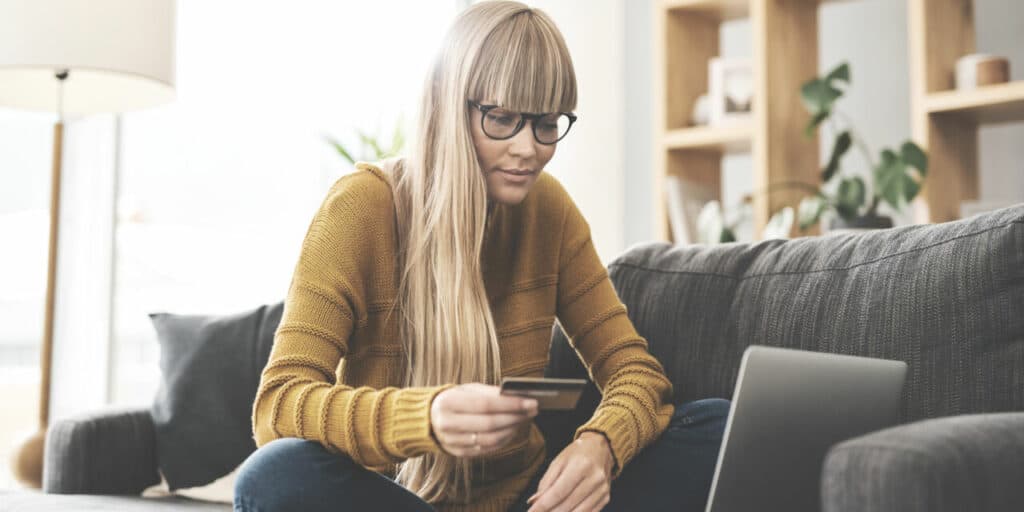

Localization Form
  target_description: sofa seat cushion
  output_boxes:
[1,489,231,511]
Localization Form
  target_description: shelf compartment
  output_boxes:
[925,81,1024,124]
[663,123,752,153]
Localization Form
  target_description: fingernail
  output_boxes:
[523,399,537,410]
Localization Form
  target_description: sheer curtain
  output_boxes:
[111,0,459,406]
[0,108,55,490]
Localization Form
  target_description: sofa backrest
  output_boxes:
[547,205,1024,425]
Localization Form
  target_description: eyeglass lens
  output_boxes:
[482,108,572,144]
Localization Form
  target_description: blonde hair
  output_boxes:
[377,0,577,505]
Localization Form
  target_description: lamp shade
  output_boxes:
[0,0,176,115]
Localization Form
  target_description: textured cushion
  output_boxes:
[549,205,1024,424]
[148,302,283,491]
[43,408,159,495]
[821,412,1024,512]
[1,489,231,511]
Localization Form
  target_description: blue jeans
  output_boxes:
[234,398,730,511]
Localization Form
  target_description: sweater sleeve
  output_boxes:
[251,173,457,470]
[554,191,676,481]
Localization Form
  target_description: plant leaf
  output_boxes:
[874,149,906,209]
[388,121,406,157]
[805,110,830,137]
[356,130,386,160]
[836,176,866,219]
[764,206,795,240]
[324,135,356,165]
[825,62,851,84]
[822,131,852,182]
[798,195,827,231]
[902,173,921,202]
[800,79,842,116]
[900,141,928,176]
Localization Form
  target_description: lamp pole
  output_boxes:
[10,70,68,489]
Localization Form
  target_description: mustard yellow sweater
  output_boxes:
[251,162,675,511]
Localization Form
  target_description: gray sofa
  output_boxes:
[5,204,1022,511]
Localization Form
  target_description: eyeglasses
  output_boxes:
[468,100,577,145]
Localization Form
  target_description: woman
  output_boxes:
[234,2,729,511]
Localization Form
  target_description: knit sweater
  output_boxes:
[250,162,676,511]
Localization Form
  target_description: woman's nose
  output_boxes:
[508,121,538,158]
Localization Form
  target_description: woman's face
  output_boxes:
[470,100,557,206]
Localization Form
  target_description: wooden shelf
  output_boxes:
[663,0,749,21]
[925,81,1024,124]
[663,123,752,153]
[663,0,853,21]
[654,0,822,242]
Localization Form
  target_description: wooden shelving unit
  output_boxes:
[655,0,1021,242]
[908,0,1020,224]
[653,0,828,242]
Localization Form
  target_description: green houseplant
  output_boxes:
[324,118,406,166]
[797,62,928,231]
[695,62,930,244]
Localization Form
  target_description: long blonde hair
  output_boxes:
[376,0,577,505]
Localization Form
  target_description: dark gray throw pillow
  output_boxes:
[148,301,283,491]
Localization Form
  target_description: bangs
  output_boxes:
[468,10,577,114]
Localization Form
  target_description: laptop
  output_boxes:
[705,345,907,512]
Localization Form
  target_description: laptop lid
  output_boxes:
[706,345,907,512]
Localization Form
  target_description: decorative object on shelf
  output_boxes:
[708,57,753,125]
[797,62,929,233]
[0,0,177,489]
[690,93,711,126]
[665,174,717,244]
[695,198,795,245]
[955,53,1010,90]
[324,118,406,167]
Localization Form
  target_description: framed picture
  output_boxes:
[709,57,753,125]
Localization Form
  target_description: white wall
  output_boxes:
[529,0,626,265]
[623,0,1024,243]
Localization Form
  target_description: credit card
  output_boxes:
[499,377,588,410]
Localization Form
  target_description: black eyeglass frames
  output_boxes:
[468,100,577,145]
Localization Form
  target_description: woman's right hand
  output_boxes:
[430,382,539,457]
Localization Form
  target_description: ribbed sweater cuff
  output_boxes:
[386,383,459,458]
[573,406,638,480]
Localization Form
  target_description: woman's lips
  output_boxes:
[497,168,534,183]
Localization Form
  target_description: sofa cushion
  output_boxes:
[1,489,231,511]
[548,205,1024,424]
[148,302,282,491]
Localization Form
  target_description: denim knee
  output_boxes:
[668,398,731,435]
[234,437,347,510]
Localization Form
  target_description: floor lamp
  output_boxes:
[0,0,177,489]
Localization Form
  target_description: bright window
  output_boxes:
[112,0,459,405]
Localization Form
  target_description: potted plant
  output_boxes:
[797,62,928,232]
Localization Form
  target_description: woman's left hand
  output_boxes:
[526,432,614,512]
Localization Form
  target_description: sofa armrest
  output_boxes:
[43,407,160,495]
[821,412,1024,512]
